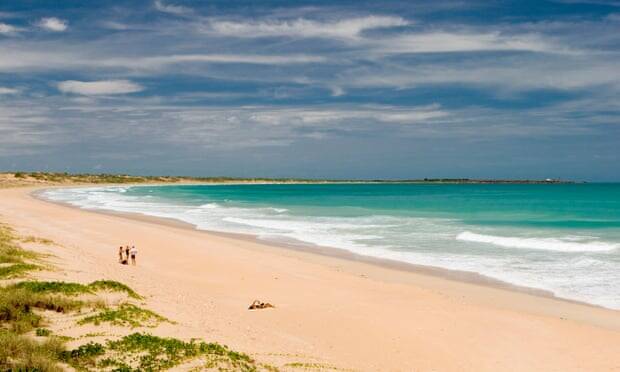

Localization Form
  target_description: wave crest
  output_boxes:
[456,231,618,252]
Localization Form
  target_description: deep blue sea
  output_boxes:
[43,183,620,309]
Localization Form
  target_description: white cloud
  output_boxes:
[334,56,620,92]
[57,80,144,95]
[154,0,191,15]
[377,110,449,123]
[0,98,453,155]
[248,105,448,125]
[101,21,132,30]
[0,22,19,34]
[209,17,568,55]
[0,12,610,98]
[0,46,325,73]
[0,104,57,154]
[210,16,409,40]
[38,17,68,32]
[371,31,566,54]
[330,86,345,97]
[0,87,19,94]
[129,54,324,68]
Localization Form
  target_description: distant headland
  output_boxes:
[0,172,577,188]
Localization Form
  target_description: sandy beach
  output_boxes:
[1,185,619,371]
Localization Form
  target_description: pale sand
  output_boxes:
[1,186,620,371]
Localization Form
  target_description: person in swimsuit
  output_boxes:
[130,245,138,265]
[125,245,130,260]
[118,246,124,263]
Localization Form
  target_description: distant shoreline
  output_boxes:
[1,171,579,187]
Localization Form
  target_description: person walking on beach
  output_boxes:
[130,245,138,265]
[125,245,130,261]
[118,246,124,263]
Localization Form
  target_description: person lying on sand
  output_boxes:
[248,300,275,310]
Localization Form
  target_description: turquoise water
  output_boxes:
[43,183,620,309]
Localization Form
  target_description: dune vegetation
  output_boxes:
[1,171,567,189]
[0,222,271,371]
[1,171,333,189]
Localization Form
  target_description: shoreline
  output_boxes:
[33,185,607,312]
[1,172,583,186]
[2,185,620,370]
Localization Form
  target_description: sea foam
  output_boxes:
[456,231,618,252]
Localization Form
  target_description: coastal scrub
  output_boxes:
[63,332,261,371]
[0,220,268,371]
[78,303,170,328]
[10,279,142,299]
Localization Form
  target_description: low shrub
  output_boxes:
[89,280,142,299]
[0,287,83,334]
[0,263,39,279]
[79,303,169,328]
[36,328,52,337]
[10,279,142,299]
[10,281,91,296]
[0,330,65,372]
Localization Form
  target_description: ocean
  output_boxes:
[42,183,620,309]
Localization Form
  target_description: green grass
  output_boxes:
[58,341,106,370]
[0,224,42,278]
[0,287,84,334]
[0,330,66,372]
[0,224,41,264]
[20,235,55,245]
[79,303,170,328]
[0,244,39,264]
[105,333,258,371]
[19,172,176,184]
[9,279,142,299]
[36,328,52,337]
[0,263,39,279]
[10,281,92,296]
[89,280,142,299]
[64,332,263,371]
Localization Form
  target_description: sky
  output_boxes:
[0,0,619,180]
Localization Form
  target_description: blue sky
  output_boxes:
[0,0,619,180]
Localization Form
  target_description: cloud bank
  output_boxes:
[154,0,191,15]
[0,1,618,179]
[210,16,410,40]
[0,87,18,94]
[57,80,144,95]
[0,22,19,34]
[37,17,68,32]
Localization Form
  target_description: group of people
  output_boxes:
[118,245,138,265]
